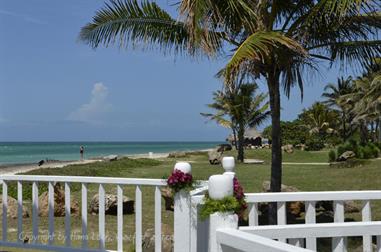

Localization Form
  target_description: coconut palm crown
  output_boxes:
[80,0,381,223]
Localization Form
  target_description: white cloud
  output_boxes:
[67,83,112,123]
[0,9,46,25]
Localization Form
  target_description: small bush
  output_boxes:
[305,136,325,151]
[361,145,373,159]
[374,142,381,150]
[367,143,380,158]
[328,150,336,162]
[335,140,380,161]
[337,145,346,157]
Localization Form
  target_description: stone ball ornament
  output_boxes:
[208,174,234,200]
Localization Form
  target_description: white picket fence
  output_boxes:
[190,191,381,252]
[0,175,167,252]
[1,174,381,252]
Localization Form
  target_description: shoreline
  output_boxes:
[0,148,214,176]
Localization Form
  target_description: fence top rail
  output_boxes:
[191,190,381,205]
[216,228,312,252]
[0,175,167,186]
[239,221,381,239]
[245,190,381,202]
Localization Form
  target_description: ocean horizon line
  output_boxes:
[0,141,222,166]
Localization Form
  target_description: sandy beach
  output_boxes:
[0,159,102,176]
[0,148,213,176]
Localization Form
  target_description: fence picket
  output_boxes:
[17,181,22,243]
[32,182,39,244]
[155,186,162,252]
[65,182,71,247]
[99,184,105,250]
[135,185,142,252]
[332,201,347,252]
[48,182,54,245]
[305,201,316,250]
[362,200,372,252]
[249,203,259,226]
[81,183,88,248]
[277,202,287,243]
[117,185,123,252]
[2,181,8,241]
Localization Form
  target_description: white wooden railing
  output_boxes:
[216,228,311,252]
[1,173,381,252]
[0,175,167,252]
[191,190,381,252]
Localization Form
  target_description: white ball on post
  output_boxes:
[174,162,192,174]
[222,156,236,178]
[207,173,238,252]
[208,174,233,200]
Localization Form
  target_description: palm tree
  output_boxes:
[299,102,339,136]
[344,63,381,143]
[80,0,381,223]
[200,90,239,150]
[202,83,270,162]
[322,77,355,141]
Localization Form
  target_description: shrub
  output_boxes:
[335,140,380,160]
[305,136,325,151]
[337,145,346,157]
[374,142,381,150]
[367,143,380,158]
[328,150,336,162]
[361,145,373,159]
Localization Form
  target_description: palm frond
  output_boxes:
[329,40,381,68]
[224,31,308,83]
[79,0,210,56]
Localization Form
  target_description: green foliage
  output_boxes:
[263,120,308,145]
[328,150,337,162]
[202,83,270,161]
[200,195,240,220]
[263,103,342,148]
[305,135,325,151]
[336,140,380,160]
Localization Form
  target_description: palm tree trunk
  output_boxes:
[232,127,239,150]
[267,72,282,225]
[342,112,347,141]
[378,118,381,142]
[237,122,245,162]
[360,121,368,144]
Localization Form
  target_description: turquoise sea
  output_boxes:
[0,142,221,165]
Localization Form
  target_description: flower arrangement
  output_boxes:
[200,194,239,219]
[167,169,193,193]
[233,177,247,217]
[200,176,247,219]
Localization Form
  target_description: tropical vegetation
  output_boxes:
[80,0,381,223]
[201,83,269,162]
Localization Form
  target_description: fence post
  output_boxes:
[209,212,238,252]
[208,174,238,252]
[173,162,192,252]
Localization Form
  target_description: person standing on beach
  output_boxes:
[80,146,84,161]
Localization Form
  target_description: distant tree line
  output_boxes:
[263,60,381,151]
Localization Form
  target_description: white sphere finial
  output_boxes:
[174,162,192,174]
[208,175,233,200]
[222,156,235,172]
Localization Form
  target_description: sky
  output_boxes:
[0,0,356,142]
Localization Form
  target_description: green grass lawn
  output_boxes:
[1,149,380,251]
